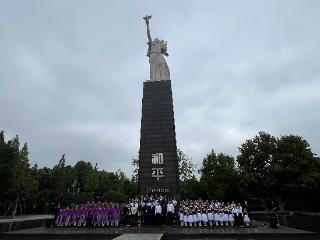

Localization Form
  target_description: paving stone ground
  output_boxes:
[0,215,53,223]
[3,220,313,235]
[1,220,318,240]
[113,233,163,240]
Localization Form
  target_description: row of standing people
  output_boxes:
[123,195,177,226]
[179,199,250,227]
[54,196,251,227]
[55,202,121,227]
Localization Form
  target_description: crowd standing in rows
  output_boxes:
[179,199,250,227]
[54,195,251,227]
[122,195,177,226]
[55,202,121,227]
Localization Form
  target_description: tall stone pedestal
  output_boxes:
[138,80,179,196]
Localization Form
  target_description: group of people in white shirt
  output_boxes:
[124,195,177,226]
[179,199,251,227]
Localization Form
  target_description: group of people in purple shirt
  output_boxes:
[55,202,121,227]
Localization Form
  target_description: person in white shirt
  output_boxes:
[192,210,198,227]
[172,198,177,208]
[223,209,229,226]
[218,210,224,226]
[183,210,188,227]
[131,201,138,226]
[155,202,162,225]
[202,209,208,227]
[228,210,235,226]
[167,201,175,225]
[214,209,219,226]
[243,208,250,226]
[235,205,243,225]
[197,210,203,227]
[188,210,193,227]
[207,208,214,227]
[179,209,184,226]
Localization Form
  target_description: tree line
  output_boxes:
[0,131,137,216]
[1,130,320,216]
[179,132,320,211]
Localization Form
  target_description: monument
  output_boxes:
[138,15,179,196]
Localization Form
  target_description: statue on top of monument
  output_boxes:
[143,14,170,81]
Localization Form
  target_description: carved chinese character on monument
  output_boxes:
[151,168,164,181]
[151,153,165,180]
[152,153,164,165]
[138,15,179,196]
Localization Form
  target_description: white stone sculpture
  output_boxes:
[143,15,170,81]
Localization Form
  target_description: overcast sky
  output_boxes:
[1,0,319,175]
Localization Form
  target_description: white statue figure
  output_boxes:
[143,15,170,81]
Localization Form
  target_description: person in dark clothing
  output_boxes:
[122,204,130,226]
[142,202,149,225]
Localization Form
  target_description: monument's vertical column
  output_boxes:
[139,80,179,196]
[139,15,179,196]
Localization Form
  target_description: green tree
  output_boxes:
[237,132,320,210]
[2,136,38,216]
[16,143,38,215]
[200,150,244,201]
[180,176,203,199]
[52,154,74,205]
[131,156,139,182]
[0,130,4,143]
[36,167,54,211]
[177,148,195,182]
[0,133,17,214]
[237,132,277,198]
[267,135,320,210]
[83,168,136,203]
[72,161,94,194]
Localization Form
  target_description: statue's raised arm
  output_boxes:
[143,15,152,44]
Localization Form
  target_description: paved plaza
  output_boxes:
[1,220,318,240]
[0,215,53,224]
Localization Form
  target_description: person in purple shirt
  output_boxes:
[105,204,110,226]
[110,203,116,226]
[78,207,86,226]
[99,205,105,227]
[70,207,78,226]
[58,208,65,227]
[55,208,64,227]
[92,206,100,227]
[114,203,121,226]
[103,204,110,227]
[64,207,71,227]
[87,203,95,227]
